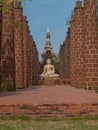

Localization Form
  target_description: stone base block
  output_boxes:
[41,77,59,86]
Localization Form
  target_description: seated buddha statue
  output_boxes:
[40,59,59,78]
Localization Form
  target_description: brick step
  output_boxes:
[0,103,98,118]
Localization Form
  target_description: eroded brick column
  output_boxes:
[70,14,76,87]
[84,0,98,87]
[14,1,24,88]
[27,28,31,86]
[23,16,28,87]
[29,35,33,86]
[70,1,85,88]
[62,44,65,78]
[35,46,39,80]
[74,1,84,87]
[0,2,2,81]
[32,41,39,82]
[32,40,35,82]
[59,44,65,78]
[59,27,70,83]
[64,28,70,78]
[30,36,34,85]
[1,0,15,90]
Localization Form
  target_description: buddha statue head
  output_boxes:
[46,59,51,65]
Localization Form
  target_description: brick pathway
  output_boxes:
[0,85,98,105]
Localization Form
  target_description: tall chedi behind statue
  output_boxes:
[39,29,59,85]
[42,28,54,64]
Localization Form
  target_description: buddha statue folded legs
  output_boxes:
[40,59,59,78]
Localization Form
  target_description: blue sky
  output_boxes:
[23,0,83,60]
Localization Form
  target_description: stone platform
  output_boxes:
[40,77,59,85]
[0,103,98,118]
[0,85,98,118]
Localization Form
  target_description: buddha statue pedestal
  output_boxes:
[41,76,59,86]
[40,59,59,85]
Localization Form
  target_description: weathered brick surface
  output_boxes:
[32,41,39,82]
[23,16,29,87]
[59,28,70,79]
[0,3,2,80]
[71,1,84,88]
[1,0,15,89]
[14,1,24,88]
[29,35,33,86]
[0,84,98,118]
[59,44,65,78]
[0,103,98,118]
[84,0,98,87]
[60,0,98,88]
[0,0,39,90]
[70,14,76,87]
[59,28,70,84]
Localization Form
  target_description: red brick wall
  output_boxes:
[1,103,98,118]
[70,14,76,87]
[84,0,98,87]
[22,16,28,87]
[59,44,65,78]
[60,0,98,88]
[28,34,33,86]
[71,1,84,88]
[0,1,39,90]
[14,1,24,88]
[30,36,39,84]
[32,41,39,82]
[64,28,70,78]
[22,16,39,87]
[1,0,15,90]
[59,28,70,79]
[0,3,2,81]
[30,36,34,85]
[27,28,31,86]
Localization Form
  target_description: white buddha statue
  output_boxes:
[40,59,59,78]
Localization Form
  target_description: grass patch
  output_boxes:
[0,116,98,130]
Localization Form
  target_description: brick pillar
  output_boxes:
[84,0,98,87]
[23,16,28,87]
[70,14,76,87]
[64,28,70,78]
[27,29,31,86]
[29,35,33,86]
[59,44,63,78]
[33,43,37,81]
[14,1,24,88]
[32,41,39,82]
[32,41,35,81]
[63,44,65,78]
[74,0,84,87]
[36,47,39,80]
[1,0,15,90]
[0,2,2,81]
[59,44,65,78]
[70,1,84,88]
[59,27,70,83]
[97,2,98,43]
[30,36,34,85]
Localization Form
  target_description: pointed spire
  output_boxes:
[47,27,49,32]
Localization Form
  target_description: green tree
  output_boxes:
[52,54,59,74]
[0,0,32,11]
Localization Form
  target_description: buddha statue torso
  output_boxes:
[40,59,59,78]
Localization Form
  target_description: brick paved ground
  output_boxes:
[0,85,98,105]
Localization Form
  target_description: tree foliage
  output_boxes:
[0,0,32,11]
[96,0,98,7]
[52,54,59,74]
